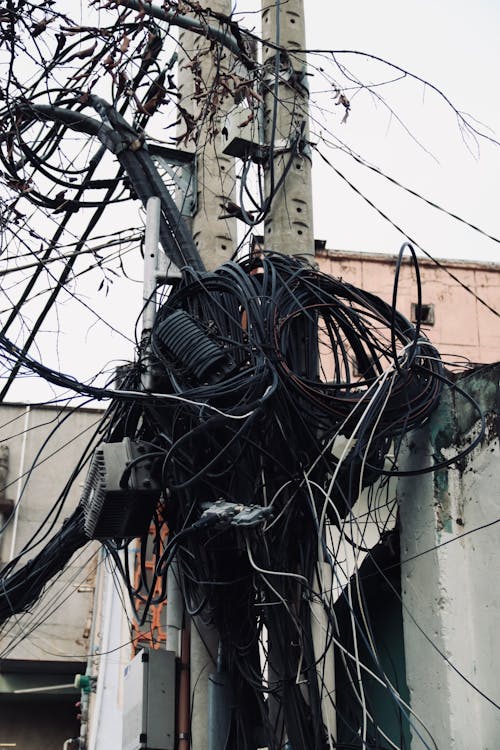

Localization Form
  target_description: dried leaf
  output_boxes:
[76,41,98,59]
[32,18,51,38]
[65,41,98,63]
[6,178,33,193]
[238,112,254,128]
[102,54,116,71]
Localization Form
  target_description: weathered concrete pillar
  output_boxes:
[177,0,237,270]
[176,7,233,744]
[398,365,500,749]
[261,0,314,257]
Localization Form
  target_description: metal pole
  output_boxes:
[261,0,314,257]
[141,197,161,391]
[177,627,190,750]
[166,557,183,658]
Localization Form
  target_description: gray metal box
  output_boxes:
[123,648,176,750]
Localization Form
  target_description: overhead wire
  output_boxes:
[314,145,499,320]
[1,5,498,747]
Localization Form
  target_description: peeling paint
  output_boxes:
[430,363,500,458]
[399,362,500,749]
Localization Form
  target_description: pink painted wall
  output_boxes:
[316,250,500,366]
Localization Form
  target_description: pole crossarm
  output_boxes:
[16,99,204,272]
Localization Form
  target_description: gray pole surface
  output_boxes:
[176,4,234,746]
[166,558,183,659]
[177,0,238,270]
[141,197,161,391]
[261,0,314,257]
[190,617,219,750]
[260,5,327,745]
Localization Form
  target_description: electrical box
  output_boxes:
[123,649,176,750]
[81,438,161,540]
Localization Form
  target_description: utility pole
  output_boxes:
[177,0,238,270]
[176,4,237,748]
[261,4,335,745]
[261,0,314,258]
[173,3,323,747]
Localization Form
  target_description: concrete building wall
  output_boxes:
[398,364,500,749]
[317,250,500,365]
[0,403,103,664]
[0,403,105,749]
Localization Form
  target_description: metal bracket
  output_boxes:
[150,146,197,217]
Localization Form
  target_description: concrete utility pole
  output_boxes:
[177,0,238,271]
[260,5,335,744]
[176,4,236,746]
[261,0,314,257]
[174,3,317,746]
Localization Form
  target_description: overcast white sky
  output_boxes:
[296,0,500,262]
[3,0,499,403]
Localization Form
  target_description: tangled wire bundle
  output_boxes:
[0,249,449,749]
[119,249,444,748]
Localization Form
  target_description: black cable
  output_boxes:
[1,249,479,750]
[0,506,88,626]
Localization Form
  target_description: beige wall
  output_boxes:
[317,250,500,366]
